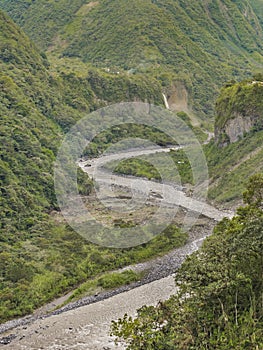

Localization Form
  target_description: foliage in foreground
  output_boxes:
[112,174,263,349]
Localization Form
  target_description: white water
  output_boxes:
[162,93,170,109]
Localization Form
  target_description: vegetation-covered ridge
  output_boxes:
[1,0,263,121]
[112,174,263,349]
[0,1,262,332]
[215,76,263,145]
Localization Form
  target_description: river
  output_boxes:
[0,147,234,349]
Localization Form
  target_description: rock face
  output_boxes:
[166,82,189,113]
[215,80,263,146]
[222,114,254,143]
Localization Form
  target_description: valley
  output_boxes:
[0,1,262,348]
[0,145,234,348]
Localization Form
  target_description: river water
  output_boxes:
[0,147,234,349]
[1,276,176,349]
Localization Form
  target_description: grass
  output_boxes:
[65,270,143,303]
[206,133,263,204]
[103,148,194,185]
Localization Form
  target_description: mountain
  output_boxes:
[0,9,81,320]
[1,0,263,122]
[0,9,60,238]
[203,77,263,205]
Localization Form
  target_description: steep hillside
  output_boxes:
[204,77,263,205]
[0,10,86,321]
[215,78,263,145]
[1,0,263,121]
[250,0,263,27]
[206,130,263,206]
[0,11,187,322]
[0,10,61,238]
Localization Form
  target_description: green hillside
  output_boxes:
[215,78,263,142]
[250,0,263,26]
[207,77,263,204]
[0,10,188,322]
[0,9,91,320]
[0,10,61,239]
[0,0,263,121]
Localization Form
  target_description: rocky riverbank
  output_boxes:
[0,219,214,348]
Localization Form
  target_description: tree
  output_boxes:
[111,174,263,349]
[243,173,263,209]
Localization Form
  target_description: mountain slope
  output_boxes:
[0,10,61,236]
[205,77,263,205]
[215,78,263,145]
[1,0,263,121]
[0,10,187,322]
[250,0,263,27]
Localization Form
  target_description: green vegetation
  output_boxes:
[206,77,263,204]
[83,123,179,158]
[0,1,263,336]
[107,80,263,205]
[0,220,187,322]
[112,158,162,182]
[111,174,263,349]
[206,132,263,204]
[1,0,263,121]
[67,270,143,303]
[110,129,263,205]
[0,10,188,323]
[215,79,263,135]
[104,148,193,185]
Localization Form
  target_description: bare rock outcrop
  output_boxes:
[224,114,253,143]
